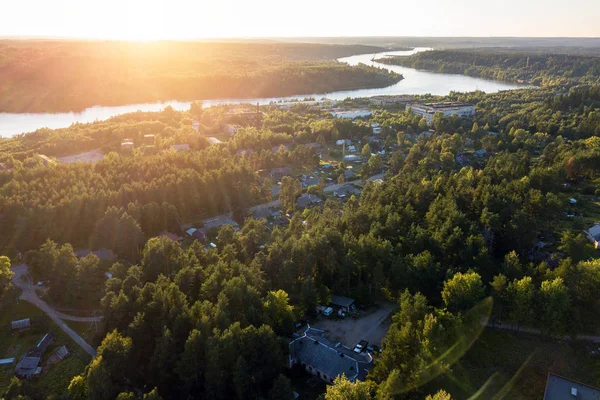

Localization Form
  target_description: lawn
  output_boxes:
[0,292,91,396]
[427,328,600,399]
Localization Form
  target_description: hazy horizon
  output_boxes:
[2,0,599,41]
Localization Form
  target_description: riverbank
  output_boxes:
[0,47,529,137]
[0,40,396,114]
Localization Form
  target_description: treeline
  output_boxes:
[0,40,399,112]
[377,49,600,86]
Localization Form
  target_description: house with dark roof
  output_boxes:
[270,167,293,179]
[330,296,355,313]
[15,332,54,379]
[543,373,600,400]
[289,327,366,384]
[296,194,323,209]
[334,184,361,198]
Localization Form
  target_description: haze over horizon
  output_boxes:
[1,0,599,41]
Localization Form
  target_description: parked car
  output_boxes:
[323,307,334,317]
[354,340,368,353]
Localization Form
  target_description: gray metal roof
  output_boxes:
[16,356,41,370]
[290,335,359,381]
[330,295,355,308]
[11,318,31,330]
[543,373,600,400]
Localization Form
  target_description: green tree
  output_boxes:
[141,236,186,281]
[538,277,571,338]
[264,290,295,336]
[325,376,376,400]
[268,375,294,400]
[0,256,14,298]
[426,389,452,400]
[505,276,534,332]
[279,176,302,211]
[441,271,485,313]
[361,143,372,159]
[558,231,589,263]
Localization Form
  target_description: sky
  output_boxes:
[1,0,599,40]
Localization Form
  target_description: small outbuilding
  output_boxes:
[330,295,356,313]
[11,318,31,331]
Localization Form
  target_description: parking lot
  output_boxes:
[312,302,397,348]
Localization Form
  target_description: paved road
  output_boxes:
[11,264,98,357]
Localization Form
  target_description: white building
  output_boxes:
[410,102,475,125]
[586,223,600,249]
[331,110,372,119]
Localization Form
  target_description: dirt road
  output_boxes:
[11,264,99,357]
[313,302,397,348]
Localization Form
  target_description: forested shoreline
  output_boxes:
[0,41,400,113]
[377,49,600,87]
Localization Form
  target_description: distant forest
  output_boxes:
[377,49,600,86]
[0,41,400,113]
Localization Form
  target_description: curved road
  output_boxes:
[11,264,99,357]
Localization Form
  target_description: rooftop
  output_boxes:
[543,373,600,400]
[330,295,355,308]
[290,334,360,382]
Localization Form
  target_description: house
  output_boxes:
[296,194,323,209]
[343,155,361,162]
[474,149,488,158]
[336,139,351,146]
[585,223,600,249]
[334,184,361,198]
[371,123,382,135]
[348,145,356,153]
[542,373,600,400]
[191,120,200,132]
[11,318,31,331]
[121,140,134,151]
[304,143,322,151]
[330,295,355,313]
[0,358,15,366]
[37,154,56,165]
[171,144,190,152]
[252,207,281,220]
[344,169,356,180]
[270,167,293,179]
[456,153,470,165]
[272,145,290,153]
[223,123,241,136]
[289,328,362,384]
[185,228,206,242]
[236,148,254,156]
[207,137,222,145]
[15,333,54,379]
[143,134,155,144]
[156,231,184,243]
[302,176,320,188]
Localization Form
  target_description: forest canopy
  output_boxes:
[0,41,400,112]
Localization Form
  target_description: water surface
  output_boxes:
[0,47,528,137]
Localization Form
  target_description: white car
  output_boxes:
[323,307,334,317]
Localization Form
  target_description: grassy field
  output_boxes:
[0,293,91,396]
[428,328,600,399]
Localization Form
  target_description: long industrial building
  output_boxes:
[410,102,475,124]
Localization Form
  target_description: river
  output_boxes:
[0,47,528,138]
